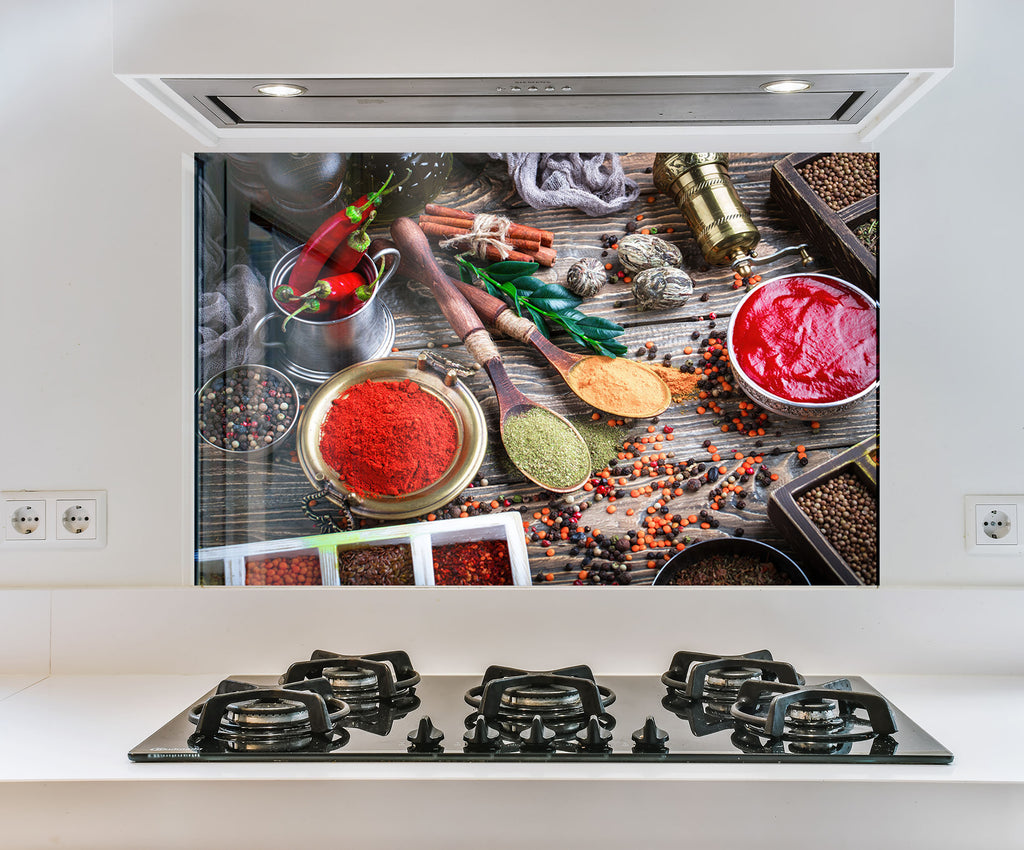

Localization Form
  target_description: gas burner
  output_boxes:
[661,649,804,705]
[187,677,350,753]
[730,677,898,744]
[661,692,736,737]
[465,665,615,736]
[280,650,421,706]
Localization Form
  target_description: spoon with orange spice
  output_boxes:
[390,217,591,494]
[373,236,670,419]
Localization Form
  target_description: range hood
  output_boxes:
[113,0,953,148]
[162,74,906,129]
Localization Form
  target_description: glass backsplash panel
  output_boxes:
[194,152,879,588]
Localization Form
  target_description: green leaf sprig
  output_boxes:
[456,256,628,358]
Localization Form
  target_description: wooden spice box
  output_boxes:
[196,513,531,587]
[770,153,878,298]
[767,437,879,586]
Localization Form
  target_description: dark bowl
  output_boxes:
[652,537,811,586]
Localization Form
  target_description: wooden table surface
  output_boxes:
[196,152,878,586]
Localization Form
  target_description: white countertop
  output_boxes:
[0,672,1019,783]
[0,675,47,702]
[0,672,1021,849]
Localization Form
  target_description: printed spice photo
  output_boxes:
[194,151,879,587]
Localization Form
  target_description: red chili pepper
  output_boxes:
[281,296,328,328]
[272,283,305,312]
[308,262,385,320]
[309,271,366,303]
[286,171,399,295]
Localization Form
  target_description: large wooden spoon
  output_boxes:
[390,217,591,494]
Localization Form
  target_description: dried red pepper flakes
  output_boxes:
[432,540,513,586]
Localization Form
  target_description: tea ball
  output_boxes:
[564,258,609,298]
[632,266,694,311]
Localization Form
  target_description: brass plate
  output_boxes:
[296,357,488,520]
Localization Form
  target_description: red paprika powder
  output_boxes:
[319,378,459,497]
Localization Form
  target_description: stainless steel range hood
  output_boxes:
[162,74,905,129]
[113,0,953,147]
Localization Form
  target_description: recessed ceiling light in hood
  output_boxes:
[255,83,306,97]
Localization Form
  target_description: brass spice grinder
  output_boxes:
[653,152,809,278]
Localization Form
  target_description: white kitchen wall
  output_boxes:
[1,0,1022,591]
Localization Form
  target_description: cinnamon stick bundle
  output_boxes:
[424,203,555,247]
[416,207,556,266]
[418,215,542,253]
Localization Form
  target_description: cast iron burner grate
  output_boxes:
[281,650,420,702]
[730,677,899,747]
[187,676,351,753]
[463,665,616,749]
[662,649,804,703]
[660,649,807,737]
[279,650,421,735]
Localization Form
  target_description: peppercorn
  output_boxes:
[796,472,878,583]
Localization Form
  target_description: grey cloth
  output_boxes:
[490,153,640,216]
[197,179,268,382]
[198,264,268,382]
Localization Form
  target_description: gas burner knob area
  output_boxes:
[519,716,558,752]
[632,717,670,753]
[406,716,444,753]
[463,715,502,752]
[576,715,614,752]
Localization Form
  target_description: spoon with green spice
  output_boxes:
[391,217,591,493]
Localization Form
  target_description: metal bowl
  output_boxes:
[726,273,878,421]
[196,364,300,455]
[295,357,488,520]
[652,537,811,586]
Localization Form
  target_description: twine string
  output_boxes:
[438,213,513,260]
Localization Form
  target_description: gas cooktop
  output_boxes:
[128,649,953,764]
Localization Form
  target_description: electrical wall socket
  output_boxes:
[5,499,46,541]
[1,490,106,548]
[964,495,1024,556]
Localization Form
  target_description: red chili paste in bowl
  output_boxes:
[730,275,877,404]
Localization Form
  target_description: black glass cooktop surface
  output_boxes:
[129,672,953,764]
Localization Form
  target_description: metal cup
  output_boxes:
[257,244,400,383]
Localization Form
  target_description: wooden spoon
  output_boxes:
[371,237,671,419]
[390,217,591,494]
[450,275,670,419]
